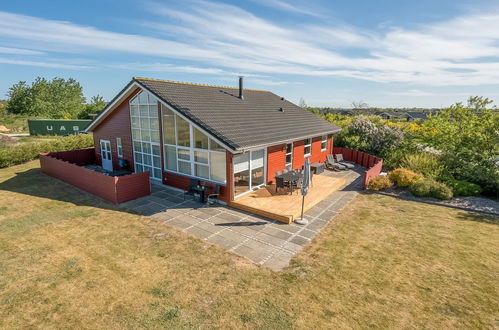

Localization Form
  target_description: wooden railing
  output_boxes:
[333,147,383,189]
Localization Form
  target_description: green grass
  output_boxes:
[0,161,498,329]
[0,112,30,133]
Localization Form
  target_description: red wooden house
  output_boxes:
[85,77,342,203]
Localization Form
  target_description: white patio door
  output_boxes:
[233,148,266,197]
[100,140,113,171]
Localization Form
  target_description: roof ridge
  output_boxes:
[133,77,269,92]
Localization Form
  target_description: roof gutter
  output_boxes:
[233,127,342,153]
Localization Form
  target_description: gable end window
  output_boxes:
[161,104,227,184]
[304,138,312,157]
[321,135,327,151]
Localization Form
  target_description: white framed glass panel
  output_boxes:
[194,151,208,164]
[141,129,151,142]
[193,128,209,149]
[165,145,177,171]
[130,105,139,116]
[233,153,250,196]
[162,106,176,145]
[176,116,190,147]
[133,141,142,152]
[251,149,265,188]
[234,152,249,173]
[177,148,190,161]
[304,138,312,156]
[140,105,149,117]
[285,143,293,168]
[209,139,225,152]
[116,137,123,158]
[178,160,191,174]
[210,152,226,183]
[195,164,209,179]
[151,130,160,143]
[321,135,327,151]
[138,91,149,104]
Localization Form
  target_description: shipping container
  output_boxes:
[28,119,91,136]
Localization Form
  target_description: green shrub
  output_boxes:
[388,168,423,187]
[0,134,93,168]
[399,153,446,179]
[409,179,453,200]
[367,176,394,191]
[445,179,482,196]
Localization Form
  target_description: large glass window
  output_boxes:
[304,138,312,157]
[162,107,176,144]
[194,127,209,149]
[321,135,327,151]
[130,90,161,180]
[161,104,227,184]
[176,116,190,147]
[233,149,265,197]
[285,143,293,168]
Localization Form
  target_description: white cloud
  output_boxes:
[0,46,44,55]
[249,0,324,18]
[1,2,499,87]
[0,57,91,69]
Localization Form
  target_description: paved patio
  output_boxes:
[120,167,363,270]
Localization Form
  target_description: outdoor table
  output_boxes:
[311,162,325,174]
[276,172,303,194]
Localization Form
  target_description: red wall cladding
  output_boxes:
[92,88,140,171]
[267,135,334,184]
[39,148,150,203]
[266,144,286,184]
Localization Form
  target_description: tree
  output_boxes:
[78,95,107,119]
[298,97,307,108]
[0,100,7,115]
[6,77,86,118]
[422,96,499,194]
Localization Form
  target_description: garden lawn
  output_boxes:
[0,161,498,329]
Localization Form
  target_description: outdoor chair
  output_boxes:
[206,184,221,206]
[275,176,287,194]
[326,154,346,171]
[184,178,200,200]
[275,170,282,177]
[293,177,304,192]
[335,154,355,169]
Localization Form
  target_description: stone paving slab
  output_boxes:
[121,168,363,271]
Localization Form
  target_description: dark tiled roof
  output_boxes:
[134,78,341,151]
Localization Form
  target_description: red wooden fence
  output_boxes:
[39,148,150,203]
[333,147,383,189]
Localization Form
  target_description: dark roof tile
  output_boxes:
[134,78,341,151]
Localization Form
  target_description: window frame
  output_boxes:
[285,143,293,168]
[304,138,312,157]
[129,90,162,181]
[321,135,327,151]
[116,137,123,158]
[161,104,227,185]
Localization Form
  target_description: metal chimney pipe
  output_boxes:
[239,76,244,100]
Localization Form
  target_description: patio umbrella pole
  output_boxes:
[295,157,310,225]
[300,195,305,220]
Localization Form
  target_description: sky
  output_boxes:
[1,0,499,108]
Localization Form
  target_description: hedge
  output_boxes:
[409,178,453,200]
[0,134,93,168]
